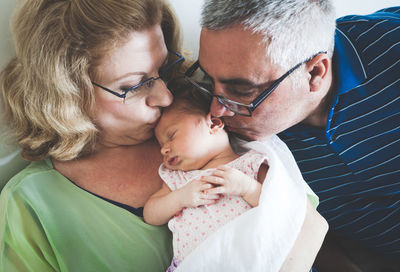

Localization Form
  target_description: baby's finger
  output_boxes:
[205,186,225,195]
[199,199,217,206]
[199,182,213,190]
[211,169,226,178]
[202,194,220,200]
[216,165,231,171]
[201,175,224,185]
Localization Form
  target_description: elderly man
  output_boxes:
[186,0,400,269]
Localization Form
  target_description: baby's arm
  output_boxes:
[143,181,219,225]
[201,163,268,207]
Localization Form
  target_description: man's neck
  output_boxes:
[302,71,336,129]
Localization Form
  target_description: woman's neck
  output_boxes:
[53,138,164,207]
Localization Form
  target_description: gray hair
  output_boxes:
[201,0,336,71]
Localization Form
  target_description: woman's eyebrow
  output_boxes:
[112,53,168,83]
[114,72,145,82]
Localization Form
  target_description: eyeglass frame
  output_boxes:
[92,50,185,100]
[185,51,327,117]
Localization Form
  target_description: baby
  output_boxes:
[143,80,269,271]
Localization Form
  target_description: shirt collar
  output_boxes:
[333,27,368,95]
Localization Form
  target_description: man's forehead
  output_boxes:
[199,27,275,85]
[199,27,257,63]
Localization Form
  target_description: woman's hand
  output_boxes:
[201,165,262,207]
[177,180,219,208]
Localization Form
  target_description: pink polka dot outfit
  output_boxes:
[159,150,267,266]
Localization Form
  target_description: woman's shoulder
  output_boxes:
[0,158,70,210]
[2,158,58,194]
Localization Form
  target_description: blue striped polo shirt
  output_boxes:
[279,7,400,257]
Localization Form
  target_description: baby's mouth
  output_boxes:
[167,156,179,166]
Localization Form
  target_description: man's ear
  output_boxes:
[206,112,224,134]
[306,53,330,92]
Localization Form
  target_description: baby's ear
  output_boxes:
[206,112,224,134]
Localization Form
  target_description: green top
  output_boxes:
[0,159,172,272]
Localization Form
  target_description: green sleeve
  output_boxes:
[0,187,59,271]
[304,182,319,208]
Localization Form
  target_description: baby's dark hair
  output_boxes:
[167,77,212,115]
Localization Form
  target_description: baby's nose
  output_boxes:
[161,145,170,156]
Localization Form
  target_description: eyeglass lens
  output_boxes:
[124,51,184,104]
[186,66,252,116]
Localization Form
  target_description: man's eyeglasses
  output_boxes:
[92,50,185,104]
[185,51,327,116]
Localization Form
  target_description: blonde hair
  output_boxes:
[1,0,181,161]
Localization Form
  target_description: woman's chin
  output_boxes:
[100,131,155,147]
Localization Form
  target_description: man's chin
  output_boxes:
[228,131,251,141]
[227,128,257,141]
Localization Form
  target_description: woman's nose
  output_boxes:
[147,80,173,108]
[210,97,235,117]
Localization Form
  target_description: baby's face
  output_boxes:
[155,106,216,171]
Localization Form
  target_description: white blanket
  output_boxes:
[176,135,307,272]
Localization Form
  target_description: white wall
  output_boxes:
[1,0,399,67]
[0,0,16,70]
[169,0,204,59]
[0,0,398,186]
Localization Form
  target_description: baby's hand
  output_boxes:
[201,165,256,197]
[177,180,219,208]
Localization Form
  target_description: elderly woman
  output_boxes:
[0,0,327,271]
[0,0,182,270]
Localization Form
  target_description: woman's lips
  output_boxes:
[148,117,160,128]
[167,156,179,166]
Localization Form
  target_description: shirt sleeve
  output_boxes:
[158,163,180,191]
[304,182,319,208]
[0,187,60,272]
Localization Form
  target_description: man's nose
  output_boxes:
[210,97,235,117]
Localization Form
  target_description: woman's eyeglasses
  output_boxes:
[92,51,185,104]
